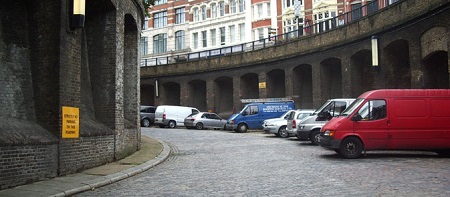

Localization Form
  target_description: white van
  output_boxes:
[154,105,200,128]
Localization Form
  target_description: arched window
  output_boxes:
[239,0,245,12]
[175,31,185,50]
[153,34,167,54]
[230,0,236,14]
[211,3,217,18]
[201,6,207,20]
[193,8,200,21]
[219,1,225,16]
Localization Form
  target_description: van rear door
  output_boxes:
[352,99,389,150]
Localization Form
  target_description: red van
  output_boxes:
[319,89,450,159]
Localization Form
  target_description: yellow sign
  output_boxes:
[62,106,79,138]
[259,82,266,89]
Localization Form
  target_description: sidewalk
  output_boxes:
[0,136,171,197]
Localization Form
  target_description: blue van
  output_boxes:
[225,100,295,133]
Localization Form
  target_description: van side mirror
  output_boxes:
[351,114,362,121]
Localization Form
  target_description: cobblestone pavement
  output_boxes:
[76,128,450,197]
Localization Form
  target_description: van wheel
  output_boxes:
[278,126,289,138]
[195,123,204,130]
[435,149,450,157]
[310,130,320,145]
[142,118,151,127]
[168,121,176,128]
[339,137,363,159]
[236,123,248,133]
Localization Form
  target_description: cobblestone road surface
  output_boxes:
[76,128,450,197]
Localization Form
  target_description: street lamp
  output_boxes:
[371,35,379,67]
[71,0,85,29]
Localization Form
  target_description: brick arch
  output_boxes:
[292,64,313,108]
[350,49,375,97]
[320,58,342,102]
[382,39,411,88]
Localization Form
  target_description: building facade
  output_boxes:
[142,0,393,65]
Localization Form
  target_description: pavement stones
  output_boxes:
[0,135,170,197]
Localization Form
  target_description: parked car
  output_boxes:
[184,112,227,130]
[297,98,355,145]
[140,105,156,127]
[286,109,315,137]
[319,89,450,159]
[226,99,295,133]
[154,105,200,128]
[263,110,295,138]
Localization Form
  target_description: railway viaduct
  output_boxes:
[141,0,450,118]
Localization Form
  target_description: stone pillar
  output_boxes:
[340,56,352,98]
[180,82,189,106]
[232,76,241,113]
[206,79,215,112]
[311,61,322,108]
[258,72,267,98]
[409,38,423,88]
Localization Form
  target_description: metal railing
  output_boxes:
[140,0,399,67]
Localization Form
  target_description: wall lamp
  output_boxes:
[155,79,160,98]
[371,35,379,67]
[71,0,86,29]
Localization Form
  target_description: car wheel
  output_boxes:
[168,121,176,128]
[310,130,320,145]
[195,123,204,130]
[142,118,151,127]
[236,123,248,133]
[278,126,289,138]
[274,133,280,137]
[339,137,363,159]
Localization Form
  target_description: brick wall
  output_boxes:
[0,145,58,190]
[0,0,144,189]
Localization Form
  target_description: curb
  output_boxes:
[50,139,171,197]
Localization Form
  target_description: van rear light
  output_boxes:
[163,113,166,120]
[292,120,296,128]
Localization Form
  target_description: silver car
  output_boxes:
[184,112,227,130]
[263,110,294,138]
[286,109,315,136]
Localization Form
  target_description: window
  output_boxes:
[153,34,167,54]
[244,105,259,115]
[229,25,235,43]
[175,30,185,50]
[194,8,200,22]
[239,0,245,12]
[230,0,236,14]
[356,100,387,121]
[220,27,225,45]
[175,8,185,24]
[257,4,263,19]
[210,29,216,46]
[143,17,149,30]
[239,23,245,42]
[219,2,225,16]
[351,3,362,21]
[211,4,217,18]
[258,28,264,40]
[153,11,167,28]
[202,31,207,47]
[284,0,295,8]
[140,37,148,55]
[267,3,271,17]
[193,32,199,49]
[201,6,207,20]
[367,0,379,15]
[154,0,167,6]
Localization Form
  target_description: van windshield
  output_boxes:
[340,98,364,116]
[312,100,332,115]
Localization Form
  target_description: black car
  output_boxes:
[140,106,156,127]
